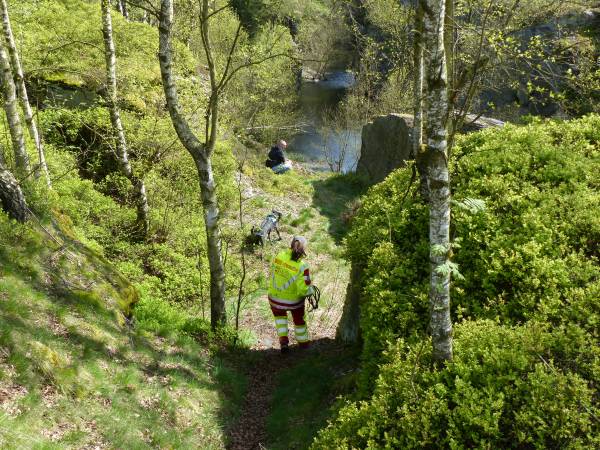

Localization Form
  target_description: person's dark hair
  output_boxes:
[290,237,306,261]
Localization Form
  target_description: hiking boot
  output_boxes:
[280,343,290,354]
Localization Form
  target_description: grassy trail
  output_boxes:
[225,165,365,449]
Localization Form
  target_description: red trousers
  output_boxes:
[270,305,309,347]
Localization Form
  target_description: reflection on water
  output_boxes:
[288,71,361,173]
[289,126,361,173]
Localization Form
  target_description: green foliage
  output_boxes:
[133,289,210,338]
[229,0,271,36]
[322,116,600,447]
[36,103,241,310]
[0,200,244,449]
[9,0,195,111]
[313,320,599,450]
[347,116,600,383]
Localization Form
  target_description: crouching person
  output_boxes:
[268,236,313,353]
[265,139,292,174]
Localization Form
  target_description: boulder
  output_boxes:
[356,113,411,184]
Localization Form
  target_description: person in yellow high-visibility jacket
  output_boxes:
[268,236,313,353]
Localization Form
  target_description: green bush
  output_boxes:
[313,320,599,450]
[344,115,600,391]
[322,116,600,447]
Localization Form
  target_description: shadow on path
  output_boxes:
[226,338,359,450]
[311,174,367,243]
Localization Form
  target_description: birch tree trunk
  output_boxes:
[101,0,150,238]
[0,41,29,176]
[422,0,453,363]
[0,157,28,222]
[413,0,429,202]
[0,0,50,188]
[117,0,128,20]
[158,0,226,328]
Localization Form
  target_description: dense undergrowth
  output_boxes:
[312,115,600,449]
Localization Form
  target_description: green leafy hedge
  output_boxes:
[317,115,600,448]
[313,320,599,449]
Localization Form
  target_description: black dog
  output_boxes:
[249,210,282,247]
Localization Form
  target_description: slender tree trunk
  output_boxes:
[158,0,227,329]
[0,41,29,176]
[0,0,50,188]
[413,0,428,202]
[422,0,452,363]
[101,0,150,237]
[117,0,128,20]
[194,154,226,326]
[0,157,28,222]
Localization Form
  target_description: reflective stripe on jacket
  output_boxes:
[268,249,311,310]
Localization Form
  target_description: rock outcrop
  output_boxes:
[356,113,411,184]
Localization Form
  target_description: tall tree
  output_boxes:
[0,41,29,176]
[0,0,51,188]
[413,0,428,201]
[421,0,452,363]
[101,0,150,237]
[158,0,227,328]
[158,0,289,328]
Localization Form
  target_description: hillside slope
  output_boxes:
[0,213,243,448]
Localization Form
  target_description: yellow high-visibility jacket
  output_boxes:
[268,249,311,310]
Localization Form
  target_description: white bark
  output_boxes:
[0,0,50,188]
[117,0,129,20]
[422,0,452,363]
[0,40,29,176]
[158,0,226,328]
[101,0,150,237]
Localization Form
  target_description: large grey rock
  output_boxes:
[356,113,411,184]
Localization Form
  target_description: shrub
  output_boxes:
[313,320,600,450]
[344,115,600,391]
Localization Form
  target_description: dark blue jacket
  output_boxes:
[267,146,286,166]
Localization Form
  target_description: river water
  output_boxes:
[288,71,361,173]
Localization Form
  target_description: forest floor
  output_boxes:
[225,163,365,449]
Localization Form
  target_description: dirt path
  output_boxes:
[226,348,297,450]
[225,168,354,449]
[227,296,343,449]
